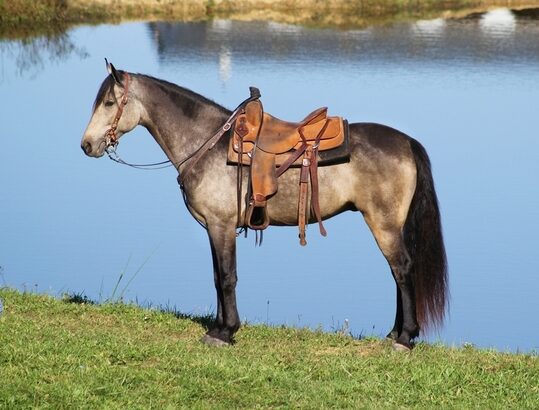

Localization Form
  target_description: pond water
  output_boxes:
[1,8,538,352]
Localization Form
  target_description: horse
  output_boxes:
[81,62,447,351]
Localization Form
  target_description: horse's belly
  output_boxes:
[264,165,357,226]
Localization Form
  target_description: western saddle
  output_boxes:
[227,88,349,245]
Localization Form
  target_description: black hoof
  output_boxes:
[201,334,230,347]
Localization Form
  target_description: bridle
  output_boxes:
[102,71,173,170]
[100,79,260,178]
[104,72,130,150]
[98,79,261,236]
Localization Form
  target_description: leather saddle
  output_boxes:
[227,93,349,245]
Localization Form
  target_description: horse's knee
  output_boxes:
[221,271,238,293]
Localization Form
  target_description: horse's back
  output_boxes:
[350,122,415,160]
[192,120,420,230]
[262,122,418,227]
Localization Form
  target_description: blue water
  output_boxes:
[1,8,538,352]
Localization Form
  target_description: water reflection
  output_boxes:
[147,7,539,78]
[218,46,232,83]
[0,33,88,78]
[1,8,539,352]
[479,8,516,36]
[412,17,447,39]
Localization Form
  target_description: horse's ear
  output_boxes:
[105,58,123,86]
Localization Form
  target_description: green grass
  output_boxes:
[0,288,537,408]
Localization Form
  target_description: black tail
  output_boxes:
[405,138,448,331]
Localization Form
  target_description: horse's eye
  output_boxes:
[104,100,115,107]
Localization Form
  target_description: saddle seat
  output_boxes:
[255,106,328,153]
[227,96,349,245]
[229,101,345,165]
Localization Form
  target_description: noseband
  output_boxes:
[104,72,131,149]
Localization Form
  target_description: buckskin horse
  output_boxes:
[81,62,447,351]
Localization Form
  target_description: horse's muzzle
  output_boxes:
[81,139,105,157]
[81,141,93,156]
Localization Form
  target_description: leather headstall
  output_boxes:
[104,72,131,149]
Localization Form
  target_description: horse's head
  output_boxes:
[81,61,141,157]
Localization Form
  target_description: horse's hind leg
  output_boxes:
[364,218,419,350]
[202,223,240,346]
[386,286,403,341]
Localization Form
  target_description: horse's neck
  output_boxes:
[136,76,230,166]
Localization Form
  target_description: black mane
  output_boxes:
[138,74,231,118]
[92,71,231,118]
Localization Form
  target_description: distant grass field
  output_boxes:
[0,288,537,408]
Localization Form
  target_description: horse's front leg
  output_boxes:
[202,223,240,346]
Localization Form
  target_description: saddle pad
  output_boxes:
[227,119,350,168]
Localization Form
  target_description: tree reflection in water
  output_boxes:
[0,32,88,78]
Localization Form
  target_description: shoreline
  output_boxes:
[2,0,539,38]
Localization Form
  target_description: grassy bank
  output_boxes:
[2,0,539,38]
[0,288,537,408]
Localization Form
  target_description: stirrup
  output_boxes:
[246,204,270,230]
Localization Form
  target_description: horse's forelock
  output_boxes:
[92,75,113,111]
[92,71,126,112]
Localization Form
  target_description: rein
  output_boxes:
[177,86,261,188]
[102,81,260,183]
[100,83,259,238]
[105,147,173,170]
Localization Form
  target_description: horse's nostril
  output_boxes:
[82,141,92,155]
